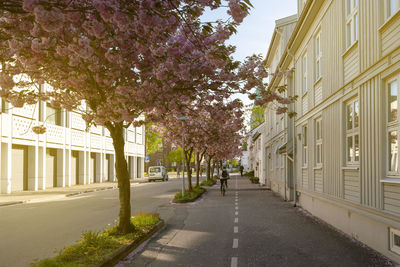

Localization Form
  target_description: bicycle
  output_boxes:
[220,178,227,196]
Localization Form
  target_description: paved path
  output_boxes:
[123,175,394,267]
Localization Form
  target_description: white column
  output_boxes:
[68,112,72,186]
[42,95,47,190]
[6,106,13,193]
[83,123,87,185]
[62,110,66,187]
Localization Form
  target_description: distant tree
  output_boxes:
[166,147,183,166]
[145,123,162,155]
[249,105,265,130]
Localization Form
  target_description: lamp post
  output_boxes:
[178,116,189,197]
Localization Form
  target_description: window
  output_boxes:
[346,98,360,164]
[315,118,322,166]
[302,125,308,167]
[269,152,273,171]
[387,0,400,18]
[388,79,400,174]
[46,103,62,126]
[302,53,307,94]
[390,228,400,255]
[315,31,322,81]
[346,0,358,48]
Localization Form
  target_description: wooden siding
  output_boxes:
[302,168,308,189]
[343,45,360,84]
[322,101,342,198]
[321,0,343,100]
[360,76,383,208]
[315,83,322,105]
[302,94,309,114]
[381,13,400,57]
[384,184,400,214]
[344,169,360,203]
[359,0,380,72]
[314,168,323,193]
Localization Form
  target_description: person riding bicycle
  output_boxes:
[220,167,230,193]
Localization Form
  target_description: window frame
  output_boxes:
[387,0,400,19]
[345,0,358,48]
[315,117,323,167]
[387,77,400,176]
[345,98,360,165]
[302,53,307,95]
[302,125,308,167]
[315,30,322,81]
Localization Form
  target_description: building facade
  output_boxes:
[260,0,400,262]
[0,85,145,194]
[264,14,298,198]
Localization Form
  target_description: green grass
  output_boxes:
[173,186,206,202]
[31,213,160,267]
[200,179,217,186]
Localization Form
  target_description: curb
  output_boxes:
[0,201,24,207]
[0,186,117,207]
[96,220,165,267]
[172,188,207,203]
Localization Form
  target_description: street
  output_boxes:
[0,175,394,267]
[122,176,393,267]
[0,178,183,267]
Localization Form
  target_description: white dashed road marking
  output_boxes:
[235,211,238,216]
[231,257,238,267]
[234,226,238,233]
[233,238,239,248]
[235,217,238,223]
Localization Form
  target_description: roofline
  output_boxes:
[265,0,324,99]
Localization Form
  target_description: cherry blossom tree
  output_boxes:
[162,98,243,189]
[0,0,251,233]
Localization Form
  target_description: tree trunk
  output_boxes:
[108,123,134,234]
[195,152,203,187]
[185,148,193,191]
[211,160,216,179]
[206,156,211,181]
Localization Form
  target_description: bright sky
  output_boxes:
[202,0,298,109]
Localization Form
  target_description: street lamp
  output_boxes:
[178,116,189,197]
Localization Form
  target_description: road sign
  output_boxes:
[145,156,149,162]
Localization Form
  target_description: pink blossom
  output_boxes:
[34,6,65,32]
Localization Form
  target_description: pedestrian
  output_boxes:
[200,168,203,177]
[240,165,244,176]
[177,167,180,176]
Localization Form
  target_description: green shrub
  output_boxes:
[173,186,206,202]
[249,176,259,184]
[32,213,160,267]
[213,175,218,180]
[200,179,216,186]
[246,170,254,177]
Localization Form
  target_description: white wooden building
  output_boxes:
[0,84,145,194]
[263,14,298,198]
[262,0,400,262]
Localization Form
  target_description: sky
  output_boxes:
[201,0,298,112]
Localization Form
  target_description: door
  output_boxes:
[46,148,56,188]
[11,146,27,191]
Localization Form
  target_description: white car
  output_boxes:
[148,166,168,182]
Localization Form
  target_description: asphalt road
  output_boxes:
[0,178,184,267]
[122,176,394,267]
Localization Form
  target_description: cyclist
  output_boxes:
[220,167,230,194]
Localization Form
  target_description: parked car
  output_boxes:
[148,166,168,182]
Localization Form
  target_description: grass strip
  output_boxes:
[31,212,161,267]
[173,186,206,203]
